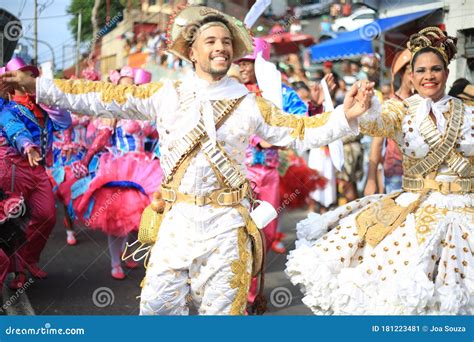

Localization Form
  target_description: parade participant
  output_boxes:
[0,57,71,286]
[287,27,474,315]
[449,78,474,102]
[49,69,100,246]
[237,38,323,305]
[2,6,372,315]
[365,49,413,196]
[237,38,307,257]
[0,188,27,290]
[71,66,162,280]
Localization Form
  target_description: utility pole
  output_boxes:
[34,0,38,64]
[75,11,82,77]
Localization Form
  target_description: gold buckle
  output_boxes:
[194,195,208,206]
[439,182,451,195]
[216,191,229,206]
[162,188,176,203]
[449,181,463,193]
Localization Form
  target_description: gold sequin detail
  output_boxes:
[229,228,251,315]
[53,79,164,105]
[256,96,331,140]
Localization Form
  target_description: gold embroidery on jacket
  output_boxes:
[229,227,251,315]
[53,79,163,105]
[255,96,331,140]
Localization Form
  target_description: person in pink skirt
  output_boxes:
[71,66,163,279]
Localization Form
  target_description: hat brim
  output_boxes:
[167,6,253,64]
[19,65,40,78]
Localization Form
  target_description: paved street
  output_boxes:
[8,204,311,316]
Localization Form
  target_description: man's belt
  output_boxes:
[402,175,474,194]
[161,183,248,207]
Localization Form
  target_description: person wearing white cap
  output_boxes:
[2,6,373,315]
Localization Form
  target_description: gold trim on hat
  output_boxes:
[166,6,254,63]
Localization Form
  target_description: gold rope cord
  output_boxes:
[255,96,331,140]
[53,79,164,105]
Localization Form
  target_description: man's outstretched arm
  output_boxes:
[1,71,163,121]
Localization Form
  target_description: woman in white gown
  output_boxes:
[287,27,474,315]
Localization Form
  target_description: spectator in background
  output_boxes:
[341,60,352,77]
[330,3,341,19]
[335,75,348,106]
[380,83,391,101]
[322,61,333,75]
[350,60,367,80]
[342,1,352,16]
[292,81,311,103]
[364,49,413,196]
[320,15,332,33]
[449,78,474,101]
[312,69,324,82]
[363,55,380,87]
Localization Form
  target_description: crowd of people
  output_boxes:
[0,5,473,316]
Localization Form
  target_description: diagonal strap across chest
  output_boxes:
[405,96,470,177]
[161,82,244,184]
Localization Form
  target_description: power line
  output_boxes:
[20,13,72,21]
[17,0,27,18]
[36,37,76,60]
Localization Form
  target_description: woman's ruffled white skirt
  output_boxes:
[286,192,474,315]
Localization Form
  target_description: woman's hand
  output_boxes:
[343,81,375,121]
[258,139,273,149]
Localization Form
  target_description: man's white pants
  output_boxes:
[139,205,252,315]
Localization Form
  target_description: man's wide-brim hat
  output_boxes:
[166,6,254,63]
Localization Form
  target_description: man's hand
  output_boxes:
[25,146,42,167]
[1,70,36,94]
[364,179,377,196]
[310,74,336,106]
[310,83,324,105]
[343,81,374,121]
[323,73,336,94]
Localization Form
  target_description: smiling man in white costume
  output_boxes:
[1,6,373,315]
